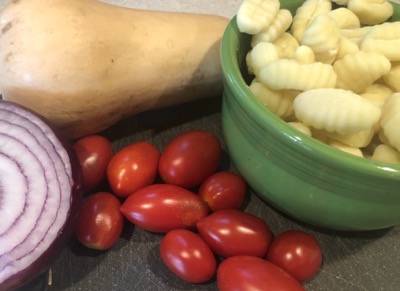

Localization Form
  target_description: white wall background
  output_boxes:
[0,0,242,18]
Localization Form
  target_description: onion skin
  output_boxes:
[0,101,83,291]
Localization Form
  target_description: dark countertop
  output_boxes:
[17,96,400,291]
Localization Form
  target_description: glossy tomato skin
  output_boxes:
[75,192,123,250]
[73,135,113,192]
[160,229,217,283]
[198,171,246,212]
[196,209,271,258]
[266,230,322,282]
[217,255,305,291]
[120,184,209,233]
[158,130,221,188]
[107,141,160,198]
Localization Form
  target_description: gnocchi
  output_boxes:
[273,32,300,58]
[246,42,279,76]
[293,45,316,63]
[371,144,400,163]
[236,0,280,34]
[382,62,400,91]
[326,7,360,29]
[293,88,382,135]
[235,0,400,163]
[340,26,372,44]
[347,0,393,25]
[300,14,340,63]
[315,128,375,148]
[328,140,364,157]
[381,116,400,153]
[380,92,400,127]
[249,80,297,118]
[360,22,400,61]
[360,83,393,108]
[288,122,312,136]
[380,94,400,153]
[290,0,332,42]
[258,59,337,91]
[333,51,391,93]
[251,9,293,46]
[335,36,359,60]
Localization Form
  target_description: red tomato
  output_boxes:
[75,192,124,250]
[158,130,221,188]
[217,255,305,291]
[160,229,216,283]
[198,171,246,212]
[107,141,160,198]
[196,209,271,258]
[73,135,113,191]
[266,230,322,282]
[120,184,209,233]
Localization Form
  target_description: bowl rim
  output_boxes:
[220,15,400,180]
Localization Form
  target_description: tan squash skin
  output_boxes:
[0,0,228,138]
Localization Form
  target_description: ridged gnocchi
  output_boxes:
[237,0,400,162]
[258,59,337,91]
[251,9,293,46]
[381,117,400,153]
[291,0,332,42]
[273,32,300,58]
[377,93,400,153]
[247,42,279,76]
[236,0,281,34]
[340,26,372,44]
[347,0,393,25]
[336,37,359,60]
[326,7,360,28]
[300,14,340,63]
[360,83,393,108]
[311,128,366,156]
[249,80,297,118]
[333,51,391,93]
[382,62,400,91]
[293,88,382,135]
[380,92,400,127]
[315,128,375,147]
[359,22,400,61]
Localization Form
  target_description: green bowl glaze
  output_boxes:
[221,0,400,231]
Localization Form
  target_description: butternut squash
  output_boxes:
[0,0,228,138]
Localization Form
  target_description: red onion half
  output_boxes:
[0,101,82,290]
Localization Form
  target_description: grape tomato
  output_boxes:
[196,209,271,258]
[158,129,221,188]
[75,129,323,287]
[266,230,322,282]
[73,135,113,191]
[75,192,123,250]
[198,171,246,211]
[160,229,216,283]
[107,141,160,198]
[217,255,305,291]
[120,184,209,233]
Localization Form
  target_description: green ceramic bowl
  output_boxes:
[221,0,400,231]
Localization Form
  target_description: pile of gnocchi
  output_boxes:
[236,0,400,164]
